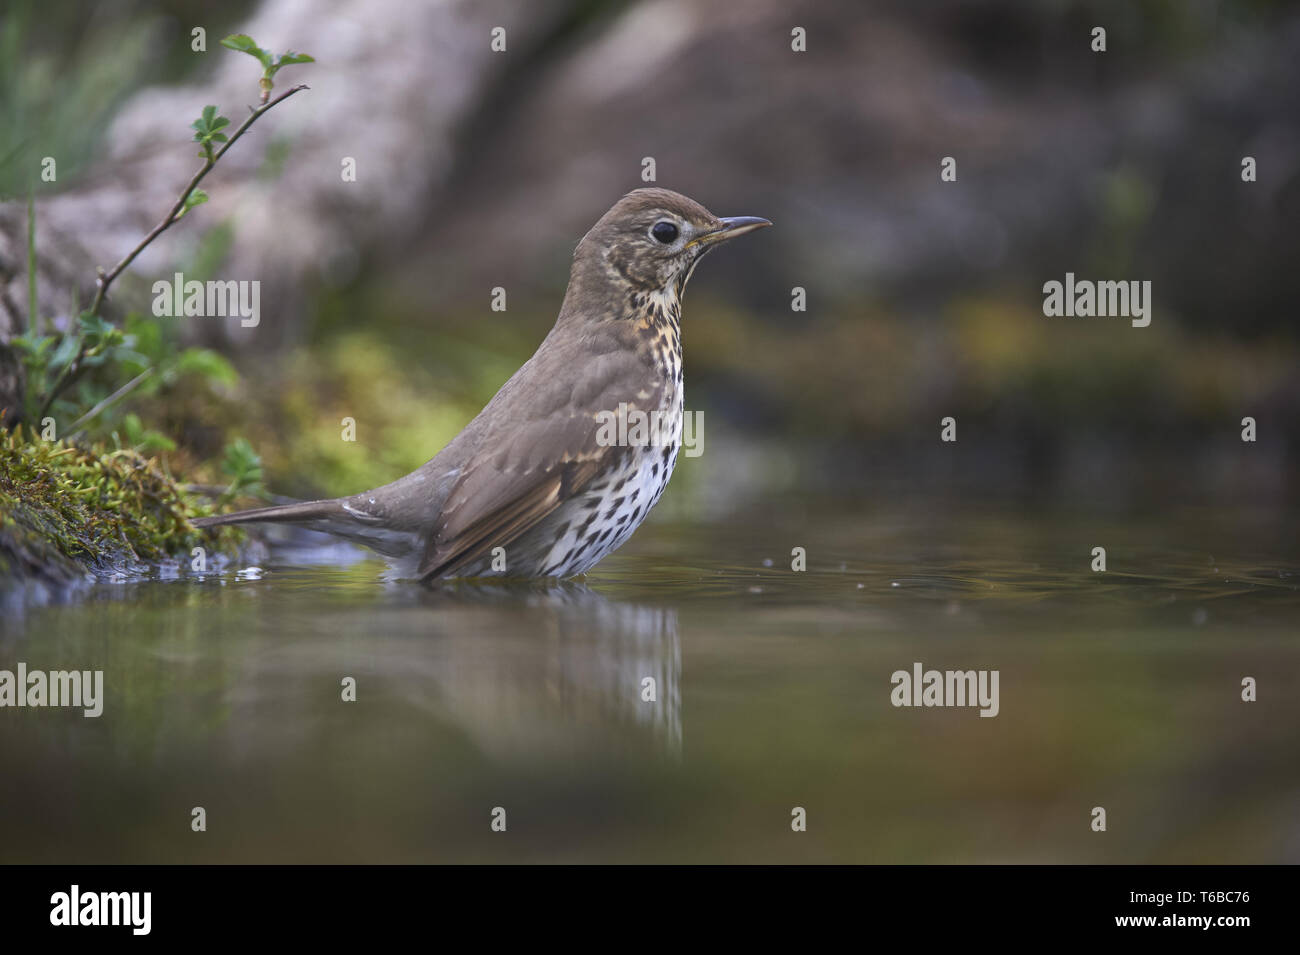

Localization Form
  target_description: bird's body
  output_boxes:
[193,189,769,580]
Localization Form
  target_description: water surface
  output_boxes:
[2,496,1297,863]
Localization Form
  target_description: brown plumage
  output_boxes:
[192,188,770,579]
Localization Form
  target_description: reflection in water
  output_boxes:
[408,583,681,760]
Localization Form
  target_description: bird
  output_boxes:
[192,188,771,580]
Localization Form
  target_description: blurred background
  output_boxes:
[3,0,1297,516]
[1,0,1298,865]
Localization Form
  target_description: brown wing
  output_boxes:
[418,342,655,580]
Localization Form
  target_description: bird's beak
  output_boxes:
[687,216,772,248]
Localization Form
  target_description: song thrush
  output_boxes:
[193,188,771,579]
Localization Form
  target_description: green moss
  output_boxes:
[0,425,243,576]
[249,332,480,499]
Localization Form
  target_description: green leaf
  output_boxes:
[223,437,260,471]
[277,51,314,66]
[48,334,80,371]
[219,437,265,501]
[191,108,230,156]
[221,34,273,69]
[176,188,209,220]
[122,412,144,444]
[124,314,165,362]
[141,433,177,454]
[116,414,174,453]
[220,34,259,52]
[11,334,54,357]
[174,348,239,386]
[77,312,112,339]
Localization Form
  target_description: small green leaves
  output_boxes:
[176,188,209,221]
[191,105,231,161]
[173,347,238,387]
[219,437,265,503]
[121,412,177,453]
[76,311,128,367]
[32,23,311,433]
[10,333,56,364]
[221,34,315,102]
[78,311,119,344]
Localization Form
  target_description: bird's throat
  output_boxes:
[628,287,684,382]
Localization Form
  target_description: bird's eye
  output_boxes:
[651,221,679,244]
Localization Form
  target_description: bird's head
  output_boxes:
[575,188,771,300]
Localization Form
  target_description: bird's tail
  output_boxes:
[191,498,422,567]
[191,499,341,529]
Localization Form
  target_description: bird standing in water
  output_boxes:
[194,188,771,579]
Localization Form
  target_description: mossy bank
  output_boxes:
[0,427,245,605]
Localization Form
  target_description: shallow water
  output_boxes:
[2,495,1297,863]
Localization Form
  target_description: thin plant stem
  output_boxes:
[36,84,309,421]
[26,181,37,336]
[67,367,153,437]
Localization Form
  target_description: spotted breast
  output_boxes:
[517,289,685,578]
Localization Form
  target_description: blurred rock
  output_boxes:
[410,0,1300,332]
[0,0,570,417]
